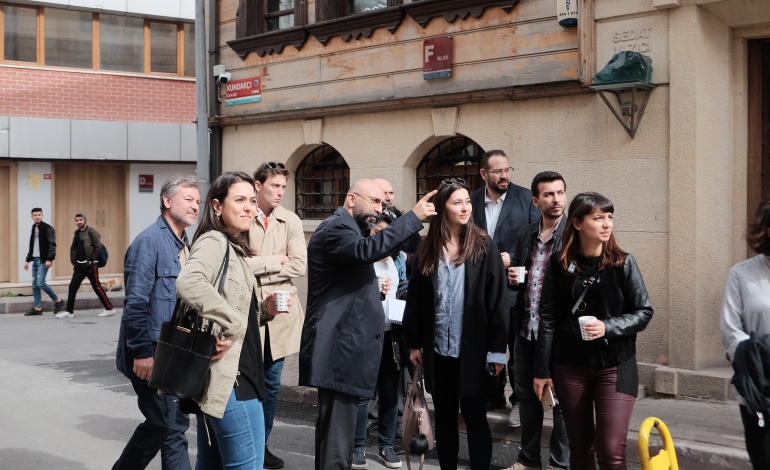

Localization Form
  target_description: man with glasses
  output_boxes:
[301,179,437,470]
[246,161,307,469]
[470,150,539,427]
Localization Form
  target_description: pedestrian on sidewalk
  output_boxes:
[111,175,200,470]
[503,171,570,470]
[23,207,64,316]
[246,161,307,469]
[56,212,115,318]
[403,178,508,470]
[300,179,436,470]
[720,199,770,470]
[533,192,653,470]
[352,208,404,470]
[470,150,539,425]
[177,171,286,469]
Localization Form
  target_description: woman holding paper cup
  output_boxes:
[533,192,653,470]
[403,178,508,470]
[176,171,289,470]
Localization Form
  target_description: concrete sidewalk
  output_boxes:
[277,354,751,469]
[0,291,751,468]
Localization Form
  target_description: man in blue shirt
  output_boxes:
[112,175,200,470]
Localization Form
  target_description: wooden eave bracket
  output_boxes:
[228,0,519,58]
[227,27,308,59]
[306,8,404,45]
[402,0,519,28]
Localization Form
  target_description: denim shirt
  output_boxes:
[116,215,187,380]
[433,254,507,365]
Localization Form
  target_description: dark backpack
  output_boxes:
[97,243,108,268]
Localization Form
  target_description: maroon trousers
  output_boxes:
[552,363,636,470]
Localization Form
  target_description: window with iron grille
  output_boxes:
[416,136,483,200]
[295,144,350,220]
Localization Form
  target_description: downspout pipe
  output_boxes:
[195,0,210,199]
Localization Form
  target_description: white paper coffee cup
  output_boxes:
[273,290,290,312]
[510,266,526,283]
[578,316,597,341]
[377,275,388,293]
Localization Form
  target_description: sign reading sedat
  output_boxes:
[612,27,652,54]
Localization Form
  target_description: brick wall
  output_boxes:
[0,66,196,123]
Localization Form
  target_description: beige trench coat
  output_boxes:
[247,204,306,360]
[176,231,270,418]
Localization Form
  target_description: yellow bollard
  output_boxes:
[638,416,680,470]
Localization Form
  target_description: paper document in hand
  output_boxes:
[385,298,406,324]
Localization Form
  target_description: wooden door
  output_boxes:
[748,39,770,222]
[53,163,128,278]
[0,166,11,282]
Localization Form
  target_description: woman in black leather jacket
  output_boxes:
[533,192,653,470]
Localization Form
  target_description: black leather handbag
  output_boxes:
[149,244,229,399]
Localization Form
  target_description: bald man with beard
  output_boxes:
[300,179,436,470]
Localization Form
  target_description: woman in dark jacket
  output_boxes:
[403,178,508,470]
[533,192,653,470]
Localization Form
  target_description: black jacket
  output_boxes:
[403,238,509,397]
[509,216,566,337]
[732,332,770,426]
[471,184,539,306]
[299,206,424,398]
[70,226,102,264]
[26,221,56,263]
[534,253,653,396]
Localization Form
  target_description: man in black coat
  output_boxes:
[470,150,539,424]
[300,179,436,470]
[23,208,65,316]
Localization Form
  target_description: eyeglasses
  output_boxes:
[487,166,513,176]
[352,192,383,206]
[486,167,514,175]
[439,178,466,187]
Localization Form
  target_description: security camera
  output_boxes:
[217,72,232,85]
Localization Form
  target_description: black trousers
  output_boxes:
[432,354,493,470]
[740,404,770,470]
[66,262,113,312]
[315,387,360,470]
[112,381,191,470]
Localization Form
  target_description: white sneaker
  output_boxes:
[98,309,116,317]
[508,404,521,428]
[55,311,74,319]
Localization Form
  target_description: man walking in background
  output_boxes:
[23,208,65,316]
[470,150,539,427]
[56,212,115,318]
[504,171,570,470]
[247,162,307,469]
[112,175,200,470]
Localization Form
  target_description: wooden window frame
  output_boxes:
[0,2,194,78]
[229,0,519,58]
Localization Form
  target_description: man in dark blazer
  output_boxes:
[470,150,539,426]
[300,179,436,470]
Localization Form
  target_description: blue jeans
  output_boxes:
[31,258,58,308]
[112,381,191,470]
[263,356,285,443]
[197,388,265,470]
[354,331,399,452]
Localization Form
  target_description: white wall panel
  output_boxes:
[128,163,197,242]
[71,120,128,160]
[180,123,197,162]
[15,161,53,283]
[9,117,70,160]
[128,122,181,161]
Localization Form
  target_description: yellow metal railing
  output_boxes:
[638,417,680,470]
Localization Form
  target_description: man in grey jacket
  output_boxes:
[300,179,436,470]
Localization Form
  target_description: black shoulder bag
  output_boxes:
[149,244,229,399]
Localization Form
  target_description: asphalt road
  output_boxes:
[0,310,639,469]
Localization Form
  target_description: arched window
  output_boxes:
[295,144,350,219]
[416,136,484,199]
